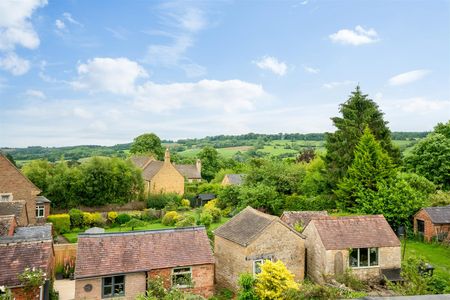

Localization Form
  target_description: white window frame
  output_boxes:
[253,258,272,275]
[171,267,192,288]
[0,193,12,202]
[349,247,379,268]
[36,204,45,218]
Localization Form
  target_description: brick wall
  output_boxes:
[75,272,146,300]
[148,264,214,298]
[149,162,184,195]
[0,155,40,224]
[414,209,450,242]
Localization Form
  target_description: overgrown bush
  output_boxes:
[175,215,196,228]
[68,208,84,228]
[181,199,191,207]
[237,273,257,300]
[83,212,94,227]
[116,213,131,225]
[91,212,104,226]
[47,214,70,234]
[141,208,160,221]
[335,268,367,291]
[254,260,299,299]
[203,199,222,223]
[162,211,180,226]
[107,211,118,223]
[147,193,181,209]
[199,212,213,227]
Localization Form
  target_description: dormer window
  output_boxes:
[0,193,12,202]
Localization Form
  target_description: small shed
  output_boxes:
[414,206,450,242]
[195,193,216,207]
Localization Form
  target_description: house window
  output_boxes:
[0,193,12,202]
[36,205,45,218]
[253,258,272,275]
[349,248,378,268]
[102,275,125,298]
[172,267,192,288]
[417,220,425,234]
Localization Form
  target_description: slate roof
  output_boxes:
[224,174,244,185]
[214,206,304,246]
[423,206,450,224]
[0,215,15,236]
[141,161,164,181]
[129,155,153,169]
[175,164,201,179]
[36,195,51,203]
[196,193,216,201]
[309,215,400,250]
[280,211,328,229]
[75,227,214,279]
[0,200,26,219]
[0,224,53,243]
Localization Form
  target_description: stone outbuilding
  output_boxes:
[414,206,450,242]
[74,227,215,299]
[174,160,202,183]
[130,149,185,195]
[303,215,401,283]
[0,154,51,224]
[221,174,244,186]
[214,206,305,291]
[280,210,328,231]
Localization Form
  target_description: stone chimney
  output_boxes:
[196,159,201,173]
[164,148,171,163]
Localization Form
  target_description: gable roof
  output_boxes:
[130,155,153,169]
[36,195,51,203]
[175,164,201,179]
[309,215,400,250]
[75,227,214,279]
[196,193,216,201]
[423,206,450,224]
[281,211,328,229]
[141,161,164,181]
[0,154,40,193]
[224,174,244,185]
[0,200,26,219]
[214,206,304,247]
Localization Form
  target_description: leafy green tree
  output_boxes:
[47,160,82,208]
[335,127,396,210]
[197,146,222,181]
[129,133,164,159]
[22,159,53,192]
[325,86,400,189]
[406,121,450,190]
[238,183,280,214]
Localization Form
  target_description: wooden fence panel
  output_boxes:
[54,243,77,267]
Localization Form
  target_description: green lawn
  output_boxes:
[62,217,230,243]
[403,240,450,278]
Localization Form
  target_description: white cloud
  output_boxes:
[62,12,82,26]
[25,89,46,99]
[303,65,320,74]
[388,69,431,86]
[0,52,30,75]
[254,56,287,76]
[72,57,149,94]
[55,19,65,30]
[73,107,93,119]
[397,97,450,113]
[322,80,355,89]
[329,25,379,46]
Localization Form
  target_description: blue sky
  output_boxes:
[0,0,449,147]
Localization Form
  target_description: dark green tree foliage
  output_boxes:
[197,146,222,182]
[22,159,53,192]
[335,127,396,210]
[325,86,400,188]
[406,121,450,190]
[129,133,164,159]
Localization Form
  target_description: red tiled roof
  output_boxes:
[0,241,53,287]
[310,215,400,250]
[75,227,214,279]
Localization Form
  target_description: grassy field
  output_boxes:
[62,217,230,243]
[403,240,450,279]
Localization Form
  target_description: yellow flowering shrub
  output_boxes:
[181,199,191,207]
[255,260,299,300]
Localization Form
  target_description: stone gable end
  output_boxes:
[149,162,184,195]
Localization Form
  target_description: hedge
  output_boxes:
[47,214,70,234]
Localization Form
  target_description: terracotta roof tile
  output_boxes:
[310,215,400,250]
[0,215,15,236]
[75,227,214,279]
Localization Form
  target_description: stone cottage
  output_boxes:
[214,206,305,291]
[0,153,51,224]
[303,215,401,283]
[0,223,54,300]
[75,227,215,299]
[221,174,244,186]
[174,159,202,183]
[130,149,185,195]
[280,210,328,231]
[414,206,450,242]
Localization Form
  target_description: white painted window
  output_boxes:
[0,193,12,202]
[172,267,192,288]
[253,258,272,275]
[349,248,379,268]
[36,204,45,218]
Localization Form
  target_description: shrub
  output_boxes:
[141,208,160,221]
[162,211,180,226]
[181,199,191,207]
[107,211,118,223]
[116,213,131,225]
[147,193,181,209]
[175,215,196,228]
[83,212,94,227]
[203,199,222,223]
[124,218,145,231]
[335,269,367,291]
[237,273,257,300]
[199,212,212,227]
[91,212,104,226]
[254,260,299,299]
[47,214,70,234]
[68,209,84,228]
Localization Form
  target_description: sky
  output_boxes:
[0,0,449,147]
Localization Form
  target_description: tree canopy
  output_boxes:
[197,146,222,182]
[129,133,164,159]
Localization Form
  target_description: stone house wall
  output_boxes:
[75,272,146,300]
[149,162,184,195]
[303,222,327,283]
[0,155,40,224]
[214,221,305,291]
[148,264,214,298]
[414,209,450,242]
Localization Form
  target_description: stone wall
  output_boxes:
[303,223,327,283]
[149,162,184,195]
[148,264,214,298]
[75,272,146,300]
[0,155,40,224]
